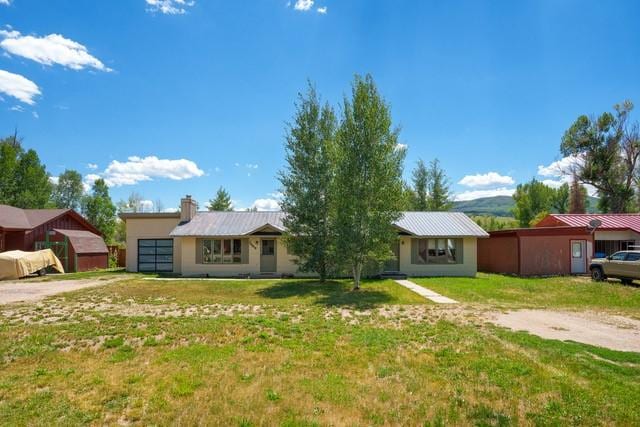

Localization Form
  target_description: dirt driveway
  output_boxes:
[0,277,118,305]
[488,309,640,353]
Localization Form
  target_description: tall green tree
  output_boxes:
[560,100,640,213]
[51,169,84,210]
[84,179,117,243]
[208,186,233,211]
[551,183,570,214]
[426,159,453,211]
[411,159,429,210]
[12,149,52,209]
[333,75,406,290]
[569,174,588,214]
[279,84,337,281]
[0,136,22,205]
[512,178,555,227]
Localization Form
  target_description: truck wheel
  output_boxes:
[621,278,633,285]
[37,268,47,276]
[591,268,605,282]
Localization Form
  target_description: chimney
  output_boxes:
[180,195,197,222]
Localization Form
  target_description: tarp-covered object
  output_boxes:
[0,249,64,280]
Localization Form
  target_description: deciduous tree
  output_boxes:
[51,169,84,210]
[84,179,117,243]
[279,84,337,281]
[333,75,405,290]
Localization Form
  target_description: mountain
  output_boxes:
[452,195,601,217]
[452,196,514,217]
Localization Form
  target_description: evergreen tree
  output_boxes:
[84,179,117,243]
[411,159,429,211]
[426,159,452,211]
[51,169,84,210]
[208,186,233,211]
[279,84,337,281]
[333,75,405,290]
[569,174,587,214]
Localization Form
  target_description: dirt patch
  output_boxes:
[487,309,640,353]
[0,278,120,305]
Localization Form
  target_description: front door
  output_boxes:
[260,239,277,272]
[570,240,586,274]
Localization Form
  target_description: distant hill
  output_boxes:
[452,196,514,217]
[452,195,600,217]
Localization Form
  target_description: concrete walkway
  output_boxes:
[394,279,458,304]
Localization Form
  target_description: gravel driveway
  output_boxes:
[0,277,118,305]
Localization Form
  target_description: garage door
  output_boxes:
[138,239,173,272]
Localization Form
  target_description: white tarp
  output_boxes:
[0,249,65,280]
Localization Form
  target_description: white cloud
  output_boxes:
[454,187,516,201]
[139,200,154,212]
[9,104,24,112]
[0,29,111,71]
[251,198,281,211]
[317,6,327,14]
[245,163,258,169]
[0,69,41,104]
[87,163,98,170]
[537,155,582,177]
[294,0,313,11]
[49,176,59,185]
[0,0,11,5]
[146,0,195,15]
[395,143,407,151]
[32,111,38,119]
[458,172,515,188]
[97,155,204,187]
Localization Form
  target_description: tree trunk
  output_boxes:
[352,262,362,291]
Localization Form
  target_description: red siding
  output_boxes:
[478,234,519,274]
[76,254,108,272]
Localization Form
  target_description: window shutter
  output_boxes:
[241,239,249,264]
[196,239,203,264]
[411,239,418,264]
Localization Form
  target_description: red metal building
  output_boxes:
[0,205,108,272]
[478,227,593,276]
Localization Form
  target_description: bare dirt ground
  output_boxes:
[487,309,640,353]
[0,277,120,305]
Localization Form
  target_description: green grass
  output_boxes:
[414,273,640,314]
[0,274,638,425]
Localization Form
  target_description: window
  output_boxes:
[262,239,275,256]
[595,240,637,256]
[138,239,173,272]
[202,239,242,264]
[626,252,640,262]
[572,242,582,258]
[610,252,627,261]
[413,238,460,264]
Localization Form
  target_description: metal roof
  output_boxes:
[170,211,286,237]
[170,210,487,238]
[539,214,640,234]
[393,212,489,237]
[53,229,108,254]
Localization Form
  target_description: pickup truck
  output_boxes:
[590,250,640,285]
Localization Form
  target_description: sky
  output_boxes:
[0,0,639,211]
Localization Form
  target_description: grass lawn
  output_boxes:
[414,273,640,315]
[0,273,639,425]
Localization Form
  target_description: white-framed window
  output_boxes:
[202,238,242,264]
[572,242,582,258]
[413,238,460,264]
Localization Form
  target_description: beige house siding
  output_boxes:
[398,236,478,277]
[125,217,181,273]
[176,236,316,277]
[594,230,640,241]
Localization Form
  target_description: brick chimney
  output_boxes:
[180,195,197,222]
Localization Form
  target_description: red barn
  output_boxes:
[0,205,108,272]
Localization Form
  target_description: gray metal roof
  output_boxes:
[169,210,487,238]
[170,211,286,237]
[393,212,489,237]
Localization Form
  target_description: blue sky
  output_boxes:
[1,0,639,211]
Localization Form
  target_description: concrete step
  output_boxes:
[379,271,408,280]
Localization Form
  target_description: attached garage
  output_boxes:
[137,239,174,272]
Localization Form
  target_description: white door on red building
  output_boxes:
[570,240,586,274]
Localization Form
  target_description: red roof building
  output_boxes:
[0,205,108,272]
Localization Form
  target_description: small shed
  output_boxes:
[50,229,108,272]
[478,227,594,276]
